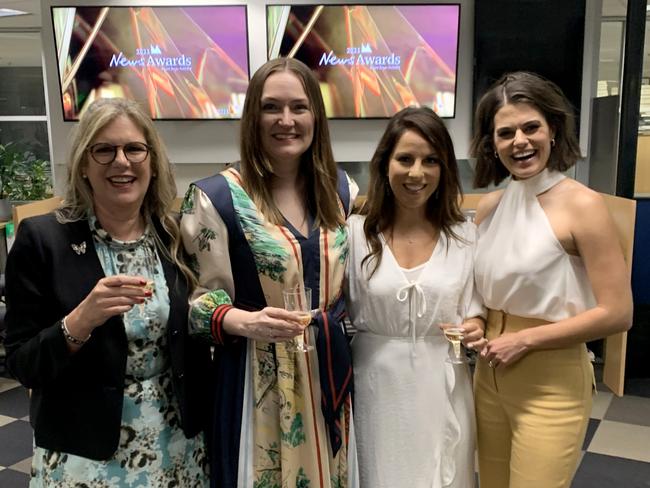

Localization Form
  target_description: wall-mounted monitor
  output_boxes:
[267,4,460,119]
[51,6,250,121]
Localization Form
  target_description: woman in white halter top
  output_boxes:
[345,107,486,488]
[470,72,632,488]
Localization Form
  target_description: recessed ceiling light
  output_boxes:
[0,8,29,18]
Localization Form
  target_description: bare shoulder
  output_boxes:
[553,178,607,217]
[549,179,617,244]
[474,190,505,225]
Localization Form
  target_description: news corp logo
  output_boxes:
[109,44,192,71]
[318,43,401,70]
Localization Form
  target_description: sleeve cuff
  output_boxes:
[210,304,236,345]
[189,289,237,345]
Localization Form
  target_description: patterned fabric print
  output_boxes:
[219,170,349,488]
[333,226,349,265]
[30,217,208,487]
[226,176,290,283]
[181,185,201,275]
[181,184,196,215]
[189,289,233,341]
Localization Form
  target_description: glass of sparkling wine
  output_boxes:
[282,286,314,353]
[442,313,469,364]
[125,279,155,318]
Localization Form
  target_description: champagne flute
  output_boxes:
[282,286,314,353]
[442,305,470,364]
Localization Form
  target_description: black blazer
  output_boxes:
[5,213,211,460]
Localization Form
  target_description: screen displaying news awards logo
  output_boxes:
[109,44,193,72]
[318,43,401,70]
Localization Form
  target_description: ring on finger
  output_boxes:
[488,360,494,368]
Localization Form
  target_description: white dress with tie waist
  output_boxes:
[345,215,482,488]
[474,168,597,322]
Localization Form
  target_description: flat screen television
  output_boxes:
[267,4,460,119]
[51,6,250,120]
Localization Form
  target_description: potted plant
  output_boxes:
[0,142,53,220]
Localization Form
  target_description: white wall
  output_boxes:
[41,0,475,195]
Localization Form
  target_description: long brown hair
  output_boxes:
[239,57,344,229]
[56,98,197,290]
[361,106,465,276]
[471,71,582,187]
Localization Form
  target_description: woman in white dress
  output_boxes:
[470,71,633,488]
[345,107,486,488]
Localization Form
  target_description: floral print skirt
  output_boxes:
[29,372,208,487]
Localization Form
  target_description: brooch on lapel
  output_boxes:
[71,242,87,255]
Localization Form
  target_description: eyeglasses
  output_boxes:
[87,142,151,165]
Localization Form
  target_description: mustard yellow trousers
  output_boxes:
[474,310,594,488]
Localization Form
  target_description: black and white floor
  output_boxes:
[1,373,650,487]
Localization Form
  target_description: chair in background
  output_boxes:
[12,196,64,232]
[600,193,636,397]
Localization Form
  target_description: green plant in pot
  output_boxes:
[0,142,53,220]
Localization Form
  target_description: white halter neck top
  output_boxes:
[474,169,596,322]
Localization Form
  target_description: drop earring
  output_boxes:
[551,138,556,147]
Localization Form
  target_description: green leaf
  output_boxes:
[0,143,52,200]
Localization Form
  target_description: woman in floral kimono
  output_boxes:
[180,58,358,488]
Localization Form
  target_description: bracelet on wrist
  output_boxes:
[61,316,91,346]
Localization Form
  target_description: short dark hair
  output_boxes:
[470,71,582,187]
[361,106,465,276]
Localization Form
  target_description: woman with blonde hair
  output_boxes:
[5,97,210,486]
[181,57,358,487]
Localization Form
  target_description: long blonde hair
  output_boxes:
[56,98,197,290]
[239,57,344,229]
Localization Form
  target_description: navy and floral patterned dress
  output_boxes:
[29,217,209,487]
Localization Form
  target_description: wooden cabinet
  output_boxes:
[635,134,650,195]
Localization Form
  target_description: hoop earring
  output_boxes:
[551,138,556,148]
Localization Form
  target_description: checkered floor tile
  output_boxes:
[1,375,650,487]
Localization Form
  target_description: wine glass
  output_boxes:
[282,286,314,353]
[124,279,156,320]
[442,306,470,364]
